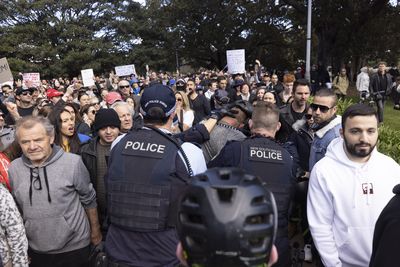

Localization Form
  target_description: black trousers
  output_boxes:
[29,245,90,267]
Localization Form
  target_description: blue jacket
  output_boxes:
[309,115,341,171]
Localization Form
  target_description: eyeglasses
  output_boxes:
[21,91,33,96]
[176,98,182,102]
[310,103,334,113]
[305,114,313,120]
[119,85,130,89]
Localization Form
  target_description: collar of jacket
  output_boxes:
[315,115,341,138]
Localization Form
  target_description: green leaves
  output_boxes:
[378,125,400,164]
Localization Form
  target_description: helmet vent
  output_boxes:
[246,214,267,225]
[217,188,235,202]
[251,196,266,206]
[179,213,203,224]
[248,236,265,247]
[188,214,203,224]
[220,172,230,180]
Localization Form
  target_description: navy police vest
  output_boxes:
[239,136,295,233]
[107,127,190,232]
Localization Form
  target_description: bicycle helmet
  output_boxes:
[177,167,277,267]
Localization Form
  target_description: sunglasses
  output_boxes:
[305,114,313,120]
[91,110,97,115]
[31,168,42,190]
[176,98,182,102]
[119,85,130,89]
[21,91,33,96]
[310,103,333,113]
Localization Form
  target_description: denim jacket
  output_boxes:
[309,115,341,170]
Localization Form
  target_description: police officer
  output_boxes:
[209,102,296,267]
[105,84,207,267]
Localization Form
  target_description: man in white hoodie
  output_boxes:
[307,103,400,267]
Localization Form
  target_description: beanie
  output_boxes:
[93,108,121,132]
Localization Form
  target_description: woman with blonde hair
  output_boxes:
[173,91,194,132]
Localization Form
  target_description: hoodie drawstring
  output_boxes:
[28,167,51,205]
[29,168,33,206]
[43,167,51,203]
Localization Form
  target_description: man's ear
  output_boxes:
[248,119,253,129]
[339,127,344,138]
[50,134,55,145]
[276,121,281,132]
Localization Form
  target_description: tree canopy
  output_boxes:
[0,0,399,77]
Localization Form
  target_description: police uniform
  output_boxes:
[105,127,206,267]
[208,135,296,267]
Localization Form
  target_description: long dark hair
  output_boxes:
[48,107,81,154]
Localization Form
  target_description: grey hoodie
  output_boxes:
[9,145,97,254]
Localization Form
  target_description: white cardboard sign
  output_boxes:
[115,64,136,77]
[0,58,13,84]
[22,73,41,88]
[226,49,245,74]
[81,69,95,87]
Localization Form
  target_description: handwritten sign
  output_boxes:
[0,58,13,84]
[22,73,41,88]
[115,64,136,77]
[81,69,95,87]
[226,49,245,74]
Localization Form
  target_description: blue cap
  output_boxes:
[140,84,176,118]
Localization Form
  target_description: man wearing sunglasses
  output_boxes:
[309,88,341,170]
[117,80,132,101]
[5,87,35,125]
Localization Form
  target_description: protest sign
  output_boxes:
[0,58,13,84]
[226,49,245,74]
[115,64,136,77]
[81,69,95,87]
[22,73,41,88]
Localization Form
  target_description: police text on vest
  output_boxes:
[125,141,165,154]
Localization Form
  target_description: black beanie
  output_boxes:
[93,108,121,132]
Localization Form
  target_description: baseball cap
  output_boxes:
[15,87,34,96]
[105,91,122,105]
[140,84,176,118]
[46,88,64,99]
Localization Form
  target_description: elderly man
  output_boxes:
[112,101,134,133]
[9,116,101,267]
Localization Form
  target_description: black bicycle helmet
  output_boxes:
[177,167,277,267]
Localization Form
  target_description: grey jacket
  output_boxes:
[9,145,97,254]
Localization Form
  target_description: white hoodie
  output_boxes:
[307,137,400,267]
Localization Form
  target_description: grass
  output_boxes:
[383,100,400,130]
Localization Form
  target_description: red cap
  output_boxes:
[105,91,122,105]
[47,88,63,99]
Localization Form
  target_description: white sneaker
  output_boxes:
[304,244,313,262]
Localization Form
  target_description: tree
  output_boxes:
[0,1,143,77]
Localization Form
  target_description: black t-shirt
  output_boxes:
[378,74,388,92]
[5,105,35,125]
[291,107,304,122]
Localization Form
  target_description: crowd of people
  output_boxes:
[0,61,399,267]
